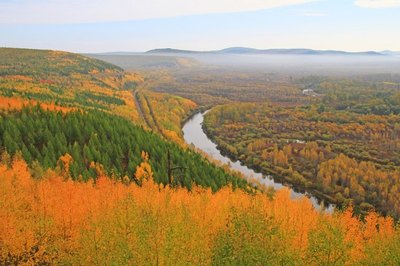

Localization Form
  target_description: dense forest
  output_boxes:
[1,48,400,265]
[299,76,400,115]
[204,102,400,217]
[0,107,247,191]
[1,156,399,265]
[0,48,199,143]
[137,68,307,106]
[134,90,197,143]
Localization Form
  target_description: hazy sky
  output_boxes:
[1,0,399,53]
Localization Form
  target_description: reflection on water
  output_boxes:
[183,111,334,212]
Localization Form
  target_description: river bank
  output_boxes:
[182,111,335,212]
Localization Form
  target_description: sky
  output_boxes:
[0,0,399,53]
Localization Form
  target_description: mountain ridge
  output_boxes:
[146,47,385,56]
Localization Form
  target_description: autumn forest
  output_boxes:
[1,47,400,265]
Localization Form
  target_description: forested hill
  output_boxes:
[0,48,248,191]
[0,48,143,121]
[0,106,248,190]
[0,48,123,75]
[1,48,400,265]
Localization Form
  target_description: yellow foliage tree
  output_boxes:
[135,151,153,184]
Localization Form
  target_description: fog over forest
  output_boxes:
[90,52,400,77]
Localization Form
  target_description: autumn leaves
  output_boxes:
[204,103,400,218]
[0,155,398,265]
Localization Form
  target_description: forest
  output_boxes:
[1,48,400,265]
[134,90,197,144]
[137,68,307,106]
[0,48,144,124]
[203,99,400,217]
[0,106,247,191]
[1,155,399,265]
[298,76,400,115]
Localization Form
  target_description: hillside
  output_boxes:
[0,48,143,122]
[0,48,245,189]
[88,54,200,69]
[1,107,249,189]
[1,48,399,265]
[0,48,198,141]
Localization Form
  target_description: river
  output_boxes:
[182,111,334,212]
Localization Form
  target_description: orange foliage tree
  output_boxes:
[0,154,399,265]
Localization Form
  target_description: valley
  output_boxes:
[1,48,400,264]
[96,51,400,217]
[3,0,400,263]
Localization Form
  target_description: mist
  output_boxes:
[89,52,400,77]
[162,53,400,76]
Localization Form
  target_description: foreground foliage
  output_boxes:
[0,157,398,265]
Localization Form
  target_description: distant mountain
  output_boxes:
[381,50,400,56]
[146,47,385,56]
[146,48,203,54]
[217,47,260,54]
[91,51,142,55]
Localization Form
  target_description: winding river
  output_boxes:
[183,111,334,212]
